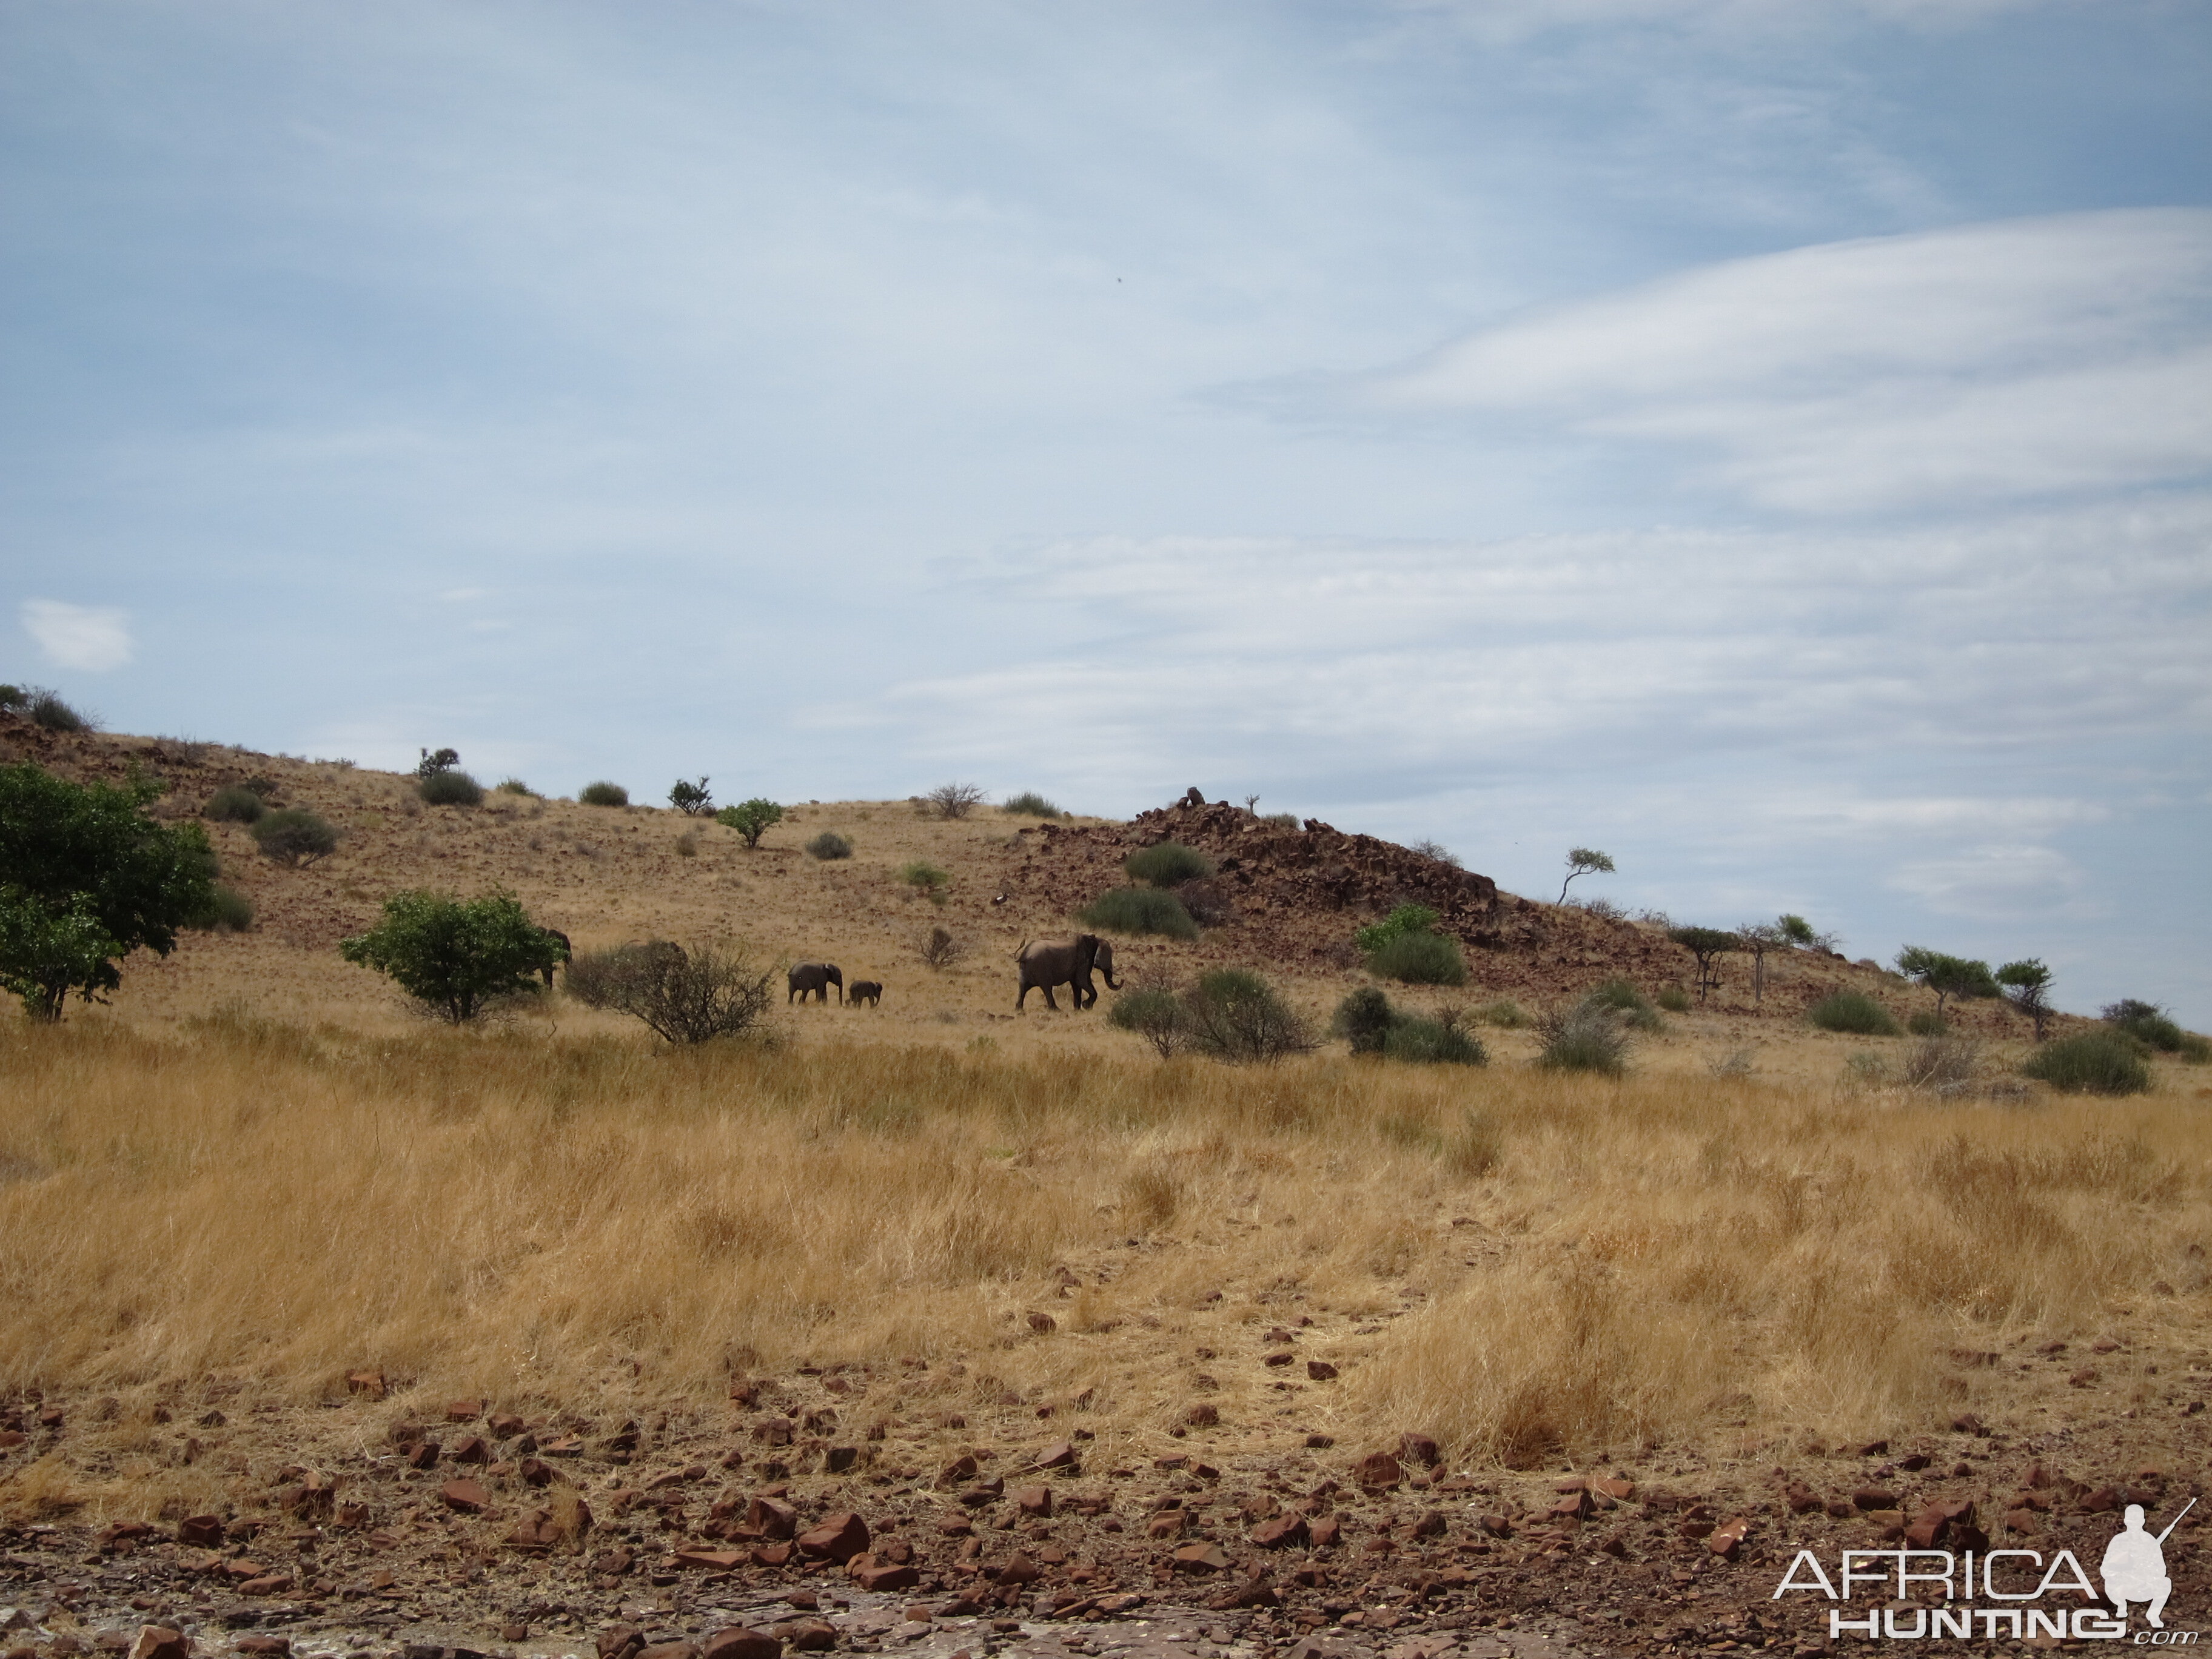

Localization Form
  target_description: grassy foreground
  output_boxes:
[4,1014,2208,1497]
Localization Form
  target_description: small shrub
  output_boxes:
[1177,968,1315,1065]
[1900,1036,1977,1094]
[496,777,537,796]
[1655,984,1692,1013]
[1583,978,1662,1031]
[1262,812,1299,829]
[0,686,22,712]
[1002,791,1063,817]
[240,775,281,800]
[338,888,561,1022]
[1444,1108,1502,1177]
[1906,1010,1948,1037]
[674,832,698,859]
[1333,987,1395,1054]
[1108,985,1188,1059]
[580,781,629,808]
[2022,1032,2153,1095]
[192,884,255,933]
[899,860,951,900]
[806,831,853,860]
[1536,1004,1631,1075]
[27,688,93,732]
[927,782,987,819]
[1366,930,1468,986]
[249,809,338,868]
[564,939,776,1044]
[1124,842,1213,886]
[1472,998,1527,1028]
[1808,990,1902,1036]
[1408,839,1461,867]
[1077,886,1198,940]
[1573,896,1627,921]
[2103,999,2205,1058]
[1355,903,1439,954]
[203,786,266,825]
[415,747,461,779]
[919,925,965,968]
[668,777,714,816]
[418,769,484,807]
[1384,1016,1486,1066]
[717,798,783,848]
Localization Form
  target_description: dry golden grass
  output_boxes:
[7,1012,2209,1521]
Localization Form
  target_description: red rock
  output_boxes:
[1146,1512,1185,1540]
[1706,1517,1749,1560]
[1172,1542,1232,1574]
[1851,1488,1898,1510]
[638,1644,698,1659]
[1825,1500,1855,1519]
[126,1630,189,1659]
[1263,1352,1294,1368]
[344,1370,386,1398]
[518,1456,555,1487]
[823,1446,858,1474]
[1011,1484,1051,1517]
[404,1441,439,1470]
[673,1549,746,1570]
[1951,1412,1988,1435]
[1027,1312,1057,1333]
[1353,1452,1402,1489]
[1398,1433,1439,1467]
[177,1515,224,1548]
[797,1512,871,1563]
[542,1434,584,1457]
[1305,1361,1338,1382]
[445,1398,483,1423]
[938,1454,979,1486]
[1207,1572,1279,1610]
[700,1631,780,1659]
[1783,1483,1819,1514]
[1252,1515,1309,1549]
[1309,1515,1342,1547]
[589,1547,635,1576]
[233,1639,288,1657]
[779,1621,835,1653]
[1410,1510,1447,1538]
[751,1543,794,1567]
[449,1436,490,1465]
[1033,1441,1078,1470]
[854,1563,920,1592]
[2079,1486,2121,1513]
[597,1625,645,1659]
[440,1479,490,1514]
[748,1496,798,1538]
[995,1552,1042,1584]
[1550,1491,1593,1521]
[1478,1514,1512,1538]
[487,1412,525,1438]
[1185,1403,1219,1427]
[2068,1369,2099,1387]
[2025,1461,2058,1489]
[236,1576,291,1598]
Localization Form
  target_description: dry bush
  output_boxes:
[918,925,965,969]
[2,1019,2207,1476]
[927,782,986,820]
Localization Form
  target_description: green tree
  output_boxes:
[1557,846,1615,904]
[1995,959,2055,1042]
[1736,922,1788,1006]
[716,798,783,848]
[1667,926,1738,1004]
[1777,913,1842,952]
[0,762,218,1021]
[1894,946,2000,1019]
[669,777,714,816]
[338,888,563,1023]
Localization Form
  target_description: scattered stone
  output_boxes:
[1184,1404,1219,1428]
[447,1436,489,1465]
[126,1630,188,1659]
[1014,1485,1052,1517]
[1397,1433,1439,1467]
[1027,1312,1057,1334]
[1851,1488,1898,1511]
[748,1496,799,1538]
[1706,1517,1749,1560]
[1171,1543,1232,1574]
[1032,1441,1078,1470]
[444,1399,482,1423]
[796,1512,870,1563]
[1305,1361,1338,1382]
[1353,1452,1402,1489]
[439,1480,490,1514]
[178,1517,224,1548]
[345,1372,386,1398]
[700,1631,780,1659]
[1252,1515,1310,1549]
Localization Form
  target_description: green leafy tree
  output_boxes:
[1557,847,1615,905]
[716,798,783,848]
[1894,946,2000,1019]
[415,747,461,779]
[1667,926,1738,1004]
[1995,959,2056,1042]
[669,777,714,816]
[1355,903,1440,955]
[1777,913,1841,952]
[0,762,218,1021]
[338,888,563,1023]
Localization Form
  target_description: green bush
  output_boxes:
[496,777,537,797]
[716,798,783,848]
[2022,1031,2152,1096]
[203,786,266,825]
[1332,987,1395,1054]
[1808,990,1902,1036]
[1906,1010,1948,1037]
[1124,842,1214,886]
[339,888,564,1023]
[0,686,22,712]
[806,831,854,860]
[1384,1016,1486,1066]
[1536,1004,1631,1075]
[1473,999,1529,1028]
[1366,930,1468,986]
[668,777,714,816]
[27,688,93,732]
[2103,999,2208,1059]
[899,860,951,900]
[1655,985,1692,1013]
[1176,968,1315,1065]
[1002,791,1064,817]
[1107,985,1188,1058]
[1355,903,1439,955]
[1583,978,1663,1031]
[192,884,255,933]
[418,769,484,807]
[564,939,775,1044]
[1261,812,1300,829]
[580,781,629,808]
[1078,886,1198,940]
[248,809,338,868]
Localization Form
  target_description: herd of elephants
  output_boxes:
[784,933,1122,1011]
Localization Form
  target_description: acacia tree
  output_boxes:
[1996,958,2056,1042]
[1735,922,1789,1007]
[1895,945,2000,1019]
[1667,925,1738,1004]
[339,888,564,1022]
[0,762,217,1021]
[1558,847,1615,905]
[1777,913,1842,953]
[716,798,783,848]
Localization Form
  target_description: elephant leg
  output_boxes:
[1042,985,1061,1011]
[1016,982,1031,1011]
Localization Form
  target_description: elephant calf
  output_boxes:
[788,962,843,1004]
[847,980,883,1008]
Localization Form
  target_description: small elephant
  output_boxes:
[788,962,843,1004]
[847,980,883,1008]
[538,928,572,989]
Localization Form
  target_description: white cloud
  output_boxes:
[21,600,134,672]
[1887,843,2094,922]
[1330,210,2212,512]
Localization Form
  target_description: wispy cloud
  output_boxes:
[1313,210,2212,512]
[21,600,134,672]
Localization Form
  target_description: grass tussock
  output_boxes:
[2,1017,2207,1476]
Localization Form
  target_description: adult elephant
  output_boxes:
[1016,934,1116,1012]
[538,928,572,988]
[788,962,843,1004]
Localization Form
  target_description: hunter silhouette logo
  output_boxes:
[1772,1495,2198,1641]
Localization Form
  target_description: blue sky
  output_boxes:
[5,0,2209,1024]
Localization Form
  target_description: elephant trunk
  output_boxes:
[1100,964,1122,990]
